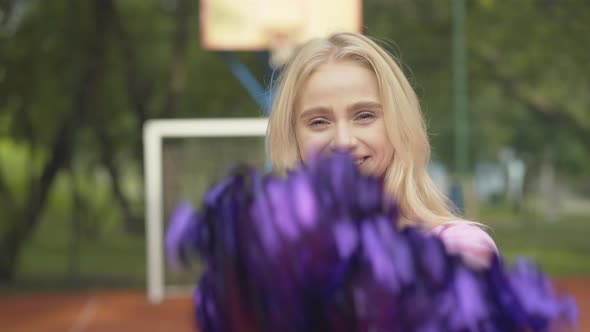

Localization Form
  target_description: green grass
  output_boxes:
[482,210,590,276]
[0,156,150,292]
[7,209,203,293]
[5,202,590,294]
[6,213,147,293]
[18,233,146,278]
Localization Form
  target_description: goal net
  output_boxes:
[143,118,268,303]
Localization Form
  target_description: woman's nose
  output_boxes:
[334,124,357,151]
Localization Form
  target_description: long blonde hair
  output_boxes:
[266,32,458,229]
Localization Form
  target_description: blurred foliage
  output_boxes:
[0,0,589,282]
[364,0,590,176]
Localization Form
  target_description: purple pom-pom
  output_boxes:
[165,151,577,332]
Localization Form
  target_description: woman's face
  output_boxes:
[294,60,394,178]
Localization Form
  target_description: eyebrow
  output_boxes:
[347,101,382,113]
[299,101,382,119]
[299,107,331,120]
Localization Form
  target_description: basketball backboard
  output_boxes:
[200,0,362,66]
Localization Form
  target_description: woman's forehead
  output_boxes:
[294,61,380,110]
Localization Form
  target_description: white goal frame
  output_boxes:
[143,118,268,303]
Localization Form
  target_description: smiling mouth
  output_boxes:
[356,157,369,166]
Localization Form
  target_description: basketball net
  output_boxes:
[258,0,305,69]
[267,31,298,69]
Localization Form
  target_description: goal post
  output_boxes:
[143,118,268,303]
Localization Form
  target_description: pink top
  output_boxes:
[429,222,498,269]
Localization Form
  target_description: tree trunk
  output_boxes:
[0,111,82,280]
[110,0,152,150]
[539,147,560,222]
[0,0,109,281]
[164,0,191,117]
[96,129,143,234]
[0,222,19,280]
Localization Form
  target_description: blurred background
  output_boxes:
[0,0,589,329]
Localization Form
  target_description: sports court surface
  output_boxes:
[1,278,588,332]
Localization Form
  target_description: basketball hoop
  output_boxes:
[267,31,298,69]
[258,0,304,69]
[200,0,362,65]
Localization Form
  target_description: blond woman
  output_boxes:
[266,32,497,268]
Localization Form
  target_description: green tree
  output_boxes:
[1,0,588,281]
[0,0,261,280]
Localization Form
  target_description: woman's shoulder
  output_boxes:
[429,220,498,269]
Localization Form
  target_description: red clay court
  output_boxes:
[1,278,588,332]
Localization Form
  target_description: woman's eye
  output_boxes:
[356,112,376,122]
[309,118,329,128]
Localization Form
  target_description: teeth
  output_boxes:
[356,158,366,165]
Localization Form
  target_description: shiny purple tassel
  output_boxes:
[166,152,577,332]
